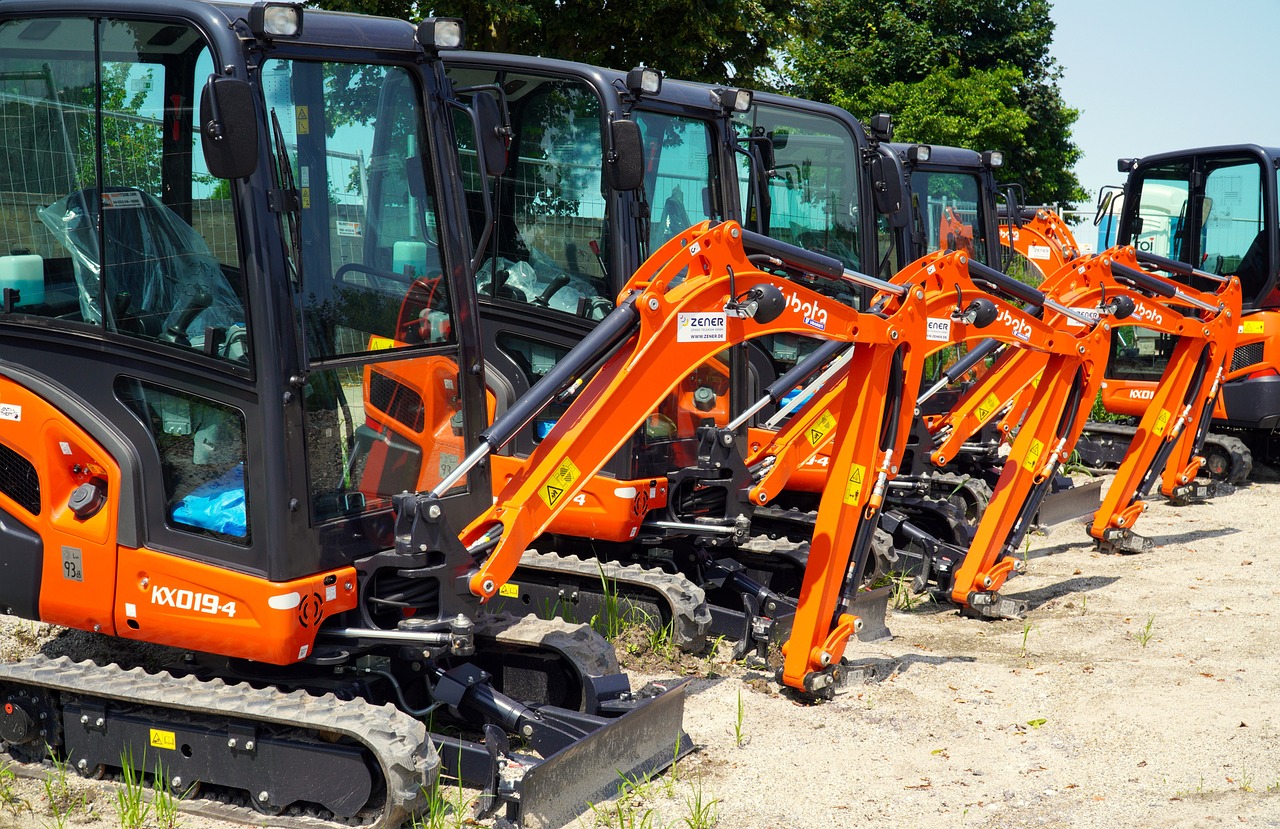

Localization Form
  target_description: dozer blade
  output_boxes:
[518,679,692,829]
[1033,477,1104,526]
[851,584,892,643]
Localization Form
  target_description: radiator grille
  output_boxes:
[0,444,39,515]
[369,371,426,432]
[1231,342,1265,373]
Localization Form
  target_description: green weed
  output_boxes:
[150,759,183,829]
[0,762,27,814]
[1136,616,1155,648]
[41,750,82,829]
[591,563,627,640]
[114,748,152,829]
[732,689,747,748]
[681,778,719,829]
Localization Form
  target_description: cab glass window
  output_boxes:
[449,69,614,320]
[117,378,250,544]
[263,59,452,361]
[634,111,719,249]
[734,104,862,271]
[0,18,248,362]
[263,58,467,531]
[909,170,990,263]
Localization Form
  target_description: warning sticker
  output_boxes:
[842,464,866,506]
[336,220,362,237]
[1241,320,1265,335]
[1152,409,1172,437]
[540,457,581,508]
[296,105,310,135]
[677,312,727,343]
[1022,439,1044,473]
[149,729,176,751]
[1027,244,1052,261]
[301,187,311,210]
[807,410,837,446]
[499,583,520,598]
[926,317,952,342]
[367,336,395,350]
[975,392,1001,422]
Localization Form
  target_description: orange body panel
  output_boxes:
[0,378,122,634]
[489,453,669,543]
[360,352,469,495]
[114,546,358,665]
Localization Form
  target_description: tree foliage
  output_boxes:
[321,0,796,86]
[784,0,1085,207]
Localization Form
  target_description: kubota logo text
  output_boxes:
[786,290,829,332]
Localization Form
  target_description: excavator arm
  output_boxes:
[435,221,889,602]
[999,206,1083,278]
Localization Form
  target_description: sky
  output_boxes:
[1048,0,1280,214]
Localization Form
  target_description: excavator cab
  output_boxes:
[1108,146,1280,440]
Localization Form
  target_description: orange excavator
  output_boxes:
[1001,200,1253,487]
[773,245,1133,693]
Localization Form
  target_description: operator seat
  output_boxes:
[41,187,243,345]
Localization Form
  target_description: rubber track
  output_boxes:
[0,655,434,828]
[475,612,624,678]
[515,551,712,651]
[1079,422,1252,484]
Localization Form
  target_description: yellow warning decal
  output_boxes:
[1022,439,1044,473]
[367,336,396,351]
[1152,409,1171,437]
[807,410,837,446]
[539,457,581,508]
[975,393,1001,422]
[149,729,176,751]
[1031,371,1042,389]
[499,582,520,598]
[842,464,867,506]
[1242,320,1265,335]
[301,187,311,210]
[296,105,310,135]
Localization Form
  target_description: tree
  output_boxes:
[783,0,1086,207]
[322,0,795,87]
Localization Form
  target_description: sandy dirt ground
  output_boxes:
[2,476,1280,828]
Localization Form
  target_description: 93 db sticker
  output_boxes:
[540,457,581,508]
[677,312,727,342]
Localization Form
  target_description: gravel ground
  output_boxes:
[2,476,1280,828]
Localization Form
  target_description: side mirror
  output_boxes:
[473,91,509,177]
[605,118,643,191]
[752,128,775,174]
[869,148,907,227]
[200,76,258,180]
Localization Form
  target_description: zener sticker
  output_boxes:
[677,312,727,342]
[926,317,952,342]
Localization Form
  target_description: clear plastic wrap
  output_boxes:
[38,188,243,343]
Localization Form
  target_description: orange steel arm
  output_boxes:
[747,249,1085,505]
[458,221,880,602]
[948,247,1238,605]
[999,207,1082,278]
